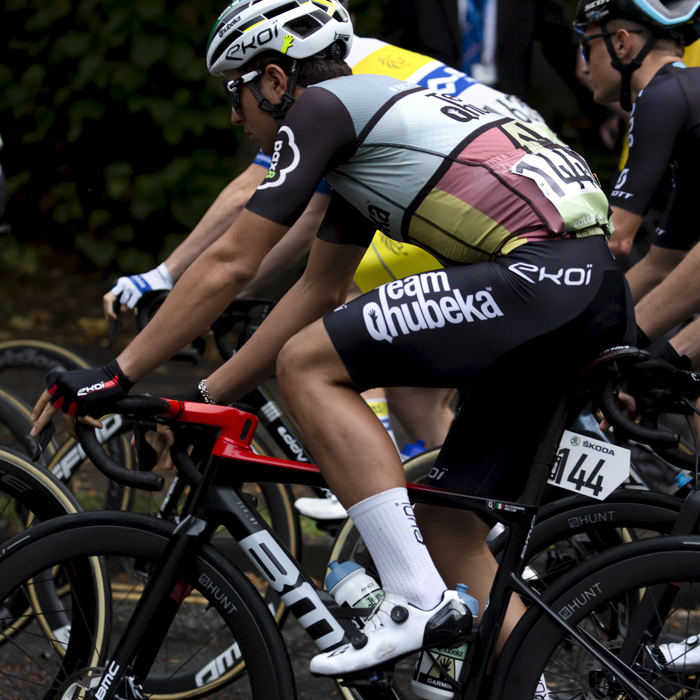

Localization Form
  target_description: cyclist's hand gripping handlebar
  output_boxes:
[601,381,680,448]
[74,396,172,492]
[598,356,700,450]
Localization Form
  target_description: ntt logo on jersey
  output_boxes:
[362,271,504,343]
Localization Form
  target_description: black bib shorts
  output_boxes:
[323,235,635,502]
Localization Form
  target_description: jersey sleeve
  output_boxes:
[610,73,690,215]
[245,86,357,227]
[317,191,377,247]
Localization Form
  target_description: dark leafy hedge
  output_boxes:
[1,0,250,273]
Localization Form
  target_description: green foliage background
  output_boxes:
[2,0,251,274]
[1,0,606,278]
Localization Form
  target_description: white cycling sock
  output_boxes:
[365,398,399,452]
[347,487,446,610]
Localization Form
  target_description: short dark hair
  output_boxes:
[242,51,352,87]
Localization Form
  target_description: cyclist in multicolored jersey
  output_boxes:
[575,0,700,301]
[39,0,633,679]
[103,32,563,457]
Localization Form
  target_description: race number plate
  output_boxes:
[548,430,630,500]
[510,148,609,233]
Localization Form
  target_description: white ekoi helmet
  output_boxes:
[207,0,353,75]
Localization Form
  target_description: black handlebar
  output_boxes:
[74,396,172,492]
[76,420,165,492]
[600,381,680,448]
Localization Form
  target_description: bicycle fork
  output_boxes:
[89,514,213,700]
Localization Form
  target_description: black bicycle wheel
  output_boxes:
[0,340,133,511]
[0,387,58,466]
[0,511,296,700]
[329,453,689,700]
[488,490,687,592]
[0,339,92,403]
[493,536,700,700]
[0,447,94,657]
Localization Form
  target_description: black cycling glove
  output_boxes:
[46,359,133,417]
[656,340,694,371]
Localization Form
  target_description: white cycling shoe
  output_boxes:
[659,635,700,671]
[310,590,472,677]
[294,495,348,521]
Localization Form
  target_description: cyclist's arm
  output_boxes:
[114,209,290,382]
[609,207,644,258]
[103,162,267,320]
[239,191,331,297]
[668,316,700,367]
[607,74,688,258]
[115,87,357,382]
[164,162,267,279]
[205,237,367,402]
[636,239,700,340]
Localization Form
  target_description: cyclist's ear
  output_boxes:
[262,63,290,99]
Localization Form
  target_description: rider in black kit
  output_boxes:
[610,62,700,253]
[576,0,700,301]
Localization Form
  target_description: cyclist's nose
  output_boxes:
[230,109,243,126]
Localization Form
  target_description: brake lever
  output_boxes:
[32,422,56,462]
[107,299,121,348]
[133,424,159,472]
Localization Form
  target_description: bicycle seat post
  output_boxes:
[459,395,572,700]
[519,396,571,509]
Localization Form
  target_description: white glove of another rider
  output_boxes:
[111,263,174,309]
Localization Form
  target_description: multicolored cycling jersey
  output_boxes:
[246,73,610,266]
[254,151,333,195]
[347,37,563,146]
[252,36,563,187]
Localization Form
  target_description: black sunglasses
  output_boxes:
[579,29,643,63]
[221,69,262,112]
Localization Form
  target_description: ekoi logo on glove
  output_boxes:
[258,126,300,190]
[76,375,119,397]
[362,270,504,344]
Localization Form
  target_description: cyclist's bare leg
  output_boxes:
[385,386,455,448]
[625,244,685,302]
[414,504,526,655]
[278,320,407,505]
[348,282,454,449]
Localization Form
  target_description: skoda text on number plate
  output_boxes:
[548,430,630,500]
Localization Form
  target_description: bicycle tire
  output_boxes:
[0,511,296,700]
[0,339,92,401]
[330,458,690,699]
[492,535,700,700]
[0,385,58,465]
[0,447,95,653]
[0,339,134,511]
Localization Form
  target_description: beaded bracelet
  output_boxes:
[198,379,215,405]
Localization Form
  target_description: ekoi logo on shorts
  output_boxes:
[362,270,503,344]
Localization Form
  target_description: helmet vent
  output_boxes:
[310,8,331,24]
[264,2,300,19]
[284,13,326,37]
[238,15,267,32]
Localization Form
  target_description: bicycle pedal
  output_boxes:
[339,667,396,688]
